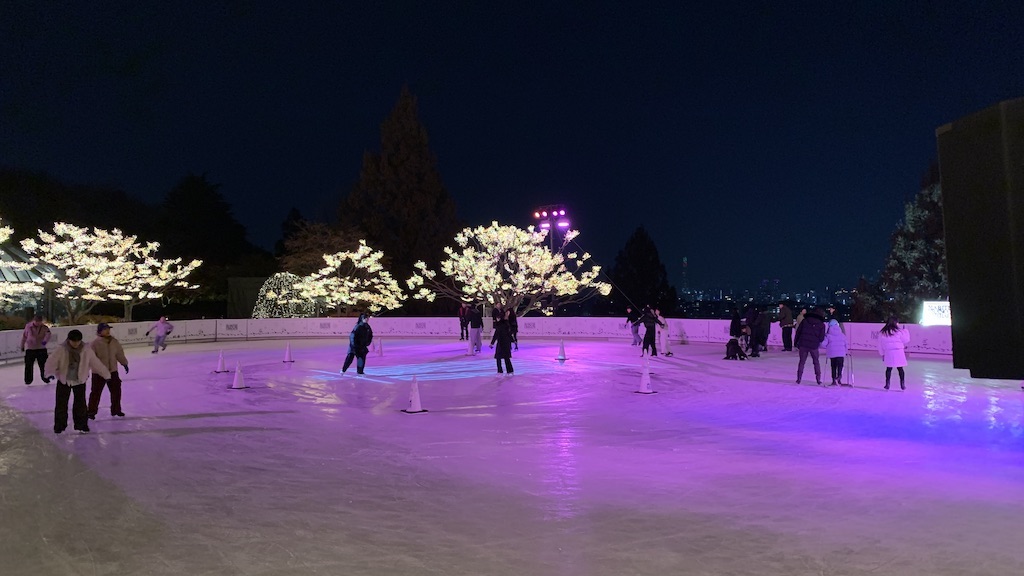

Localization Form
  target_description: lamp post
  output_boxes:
[532,204,570,251]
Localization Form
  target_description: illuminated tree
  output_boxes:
[0,216,43,303]
[292,240,405,315]
[407,222,611,315]
[20,223,202,323]
[252,272,314,318]
[278,220,363,276]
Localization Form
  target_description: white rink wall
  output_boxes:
[0,316,953,363]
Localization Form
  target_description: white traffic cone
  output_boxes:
[556,339,567,361]
[401,376,428,413]
[635,358,656,394]
[282,343,295,363]
[376,338,384,357]
[230,362,249,389]
[214,350,229,373]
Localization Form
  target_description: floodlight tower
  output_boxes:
[532,204,570,251]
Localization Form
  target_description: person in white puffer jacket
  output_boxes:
[146,316,174,354]
[877,316,911,391]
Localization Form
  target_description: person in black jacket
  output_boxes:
[490,309,514,374]
[626,306,643,346]
[466,304,484,353]
[635,305,667,357]
[793,307,826,384]
[342,314,373,375]
[507,307,519,351]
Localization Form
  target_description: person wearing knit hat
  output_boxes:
[44,329,111,434]
[822,319,849,386]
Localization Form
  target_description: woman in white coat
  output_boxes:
[877,316,910,390]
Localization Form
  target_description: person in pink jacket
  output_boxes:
[877,316,911,390]
[20,314,53,385]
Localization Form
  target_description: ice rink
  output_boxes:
[1,336,1023,576]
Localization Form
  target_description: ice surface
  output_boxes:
[1,337,1023,576]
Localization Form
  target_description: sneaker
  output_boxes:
[162,344,167,350]
[24,381,30,386]
[87,413,96,420]
[54,427,65,434]
[151,350,157,354]
[113,412,125,417]
[75,426,90,434]
[43,376,53,383]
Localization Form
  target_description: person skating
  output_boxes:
[877,316,910,390]
[507,306,519,351]
[458,303,470,341]
[146,316,174,354]
[626,306,643,346]
[490,309,514,375]
[44,330,111,434]
[88,323,130,418]
[793,307,826,385]
[656,308,673,357]
[777,302,794,351]
[466,304,484,354]
[636,305,666,357]
[20,314,53,385]
[341,314,373,375]
[822,319,848,386]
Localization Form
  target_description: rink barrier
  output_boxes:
[0,317,953,363]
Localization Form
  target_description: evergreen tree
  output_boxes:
[877,164,947,321]
[274,207,304,257]
[606,226,678,314]
[340,86,460,282]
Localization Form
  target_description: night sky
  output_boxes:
[2,1,1022,293]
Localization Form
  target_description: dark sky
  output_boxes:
[2,1,1022,293]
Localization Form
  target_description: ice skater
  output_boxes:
[44,330,111,434]
[341,314,373,375]
[636,305,666,357]
[656,308,673,356]
[626,306,643,346]
[458,302,470,340]
[490,309,514,375]
[20,314,53,385]
[146,316,174,353]
[88,323,130,418]
[466,303,483,354]
[877,316,910,390]
[793,307,826,385]
[822,319,848,386]
[778,302,794,351]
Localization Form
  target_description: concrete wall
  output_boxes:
[0,317,952,363]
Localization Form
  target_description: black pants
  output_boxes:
[88,372,122,416]
[781,327,793,351]
[25,348,48,384]
[830,356,845,382]
[343,353,366,374]
[885,367,905,387]
[55,383,88,432]
[459,319,468,340]
[642,329,658,356]
[496,358,513,373]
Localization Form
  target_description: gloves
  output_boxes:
[145,331,150,336]
[124,365,130,374]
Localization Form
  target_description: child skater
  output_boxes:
[822,319,848,386]
[877,316,910,390]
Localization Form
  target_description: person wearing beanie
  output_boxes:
[44,329,111,434]
[822,319,849,386]
[89,323,130,418]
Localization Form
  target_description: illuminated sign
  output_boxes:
[920,301,951,326]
